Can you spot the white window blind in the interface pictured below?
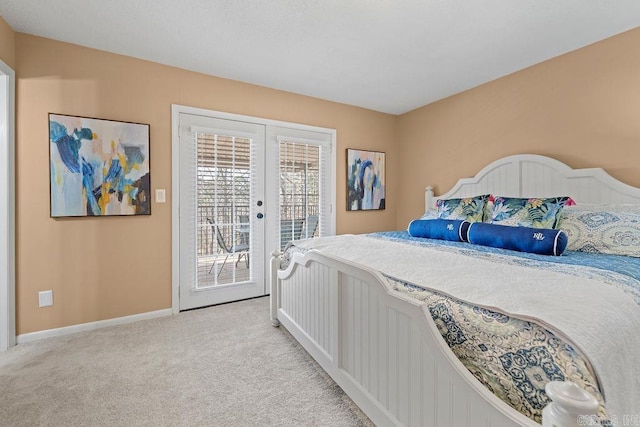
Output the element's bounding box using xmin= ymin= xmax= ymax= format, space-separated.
xmin=179 ymin=113 xmax=264 ymax=297
xmin=276 ymin=133 xmax=332 ymax=250
xmin=196 ymin=133 xmax=253 ymax=287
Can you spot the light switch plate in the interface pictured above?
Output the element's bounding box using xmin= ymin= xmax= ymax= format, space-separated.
xmin=155 ymin=189 xmax=166 ymax=203
xmin=39 ymin=290 xmax=53 ymax=307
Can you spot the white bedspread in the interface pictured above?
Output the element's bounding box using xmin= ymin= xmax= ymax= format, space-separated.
xmin=294 ymin=234 xmax=640 ymax=419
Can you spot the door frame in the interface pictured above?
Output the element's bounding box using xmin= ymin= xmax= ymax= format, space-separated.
xmin=171 ymin=105 xmax=336 ymax=314
xmin=0 ymin=59 xmax=16 ymax=351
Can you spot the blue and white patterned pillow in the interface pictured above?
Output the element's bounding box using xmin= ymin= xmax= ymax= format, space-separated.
xmin=436 ymin=195 xmax=490 ymax=223
xmin=491 ymin=196 xmax=570 ymax=229
xmin=558 ymin=205 xmax=640 ymax=257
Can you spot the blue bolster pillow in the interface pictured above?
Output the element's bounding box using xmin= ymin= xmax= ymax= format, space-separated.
xmin=466 ymin=222 xmax=568 ymax=256
xmin=408 ymin=219 xmax=471 ymax=242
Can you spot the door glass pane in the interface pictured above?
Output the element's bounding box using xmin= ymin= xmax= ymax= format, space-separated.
xmin=279 ymin=141 xmax=320 ymax=250
xmin=197 ymin=133 xmax=251 ymax=287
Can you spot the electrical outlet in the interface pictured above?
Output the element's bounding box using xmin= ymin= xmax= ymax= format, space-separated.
xmin=39 ymin=290 xmax=53 ymax=307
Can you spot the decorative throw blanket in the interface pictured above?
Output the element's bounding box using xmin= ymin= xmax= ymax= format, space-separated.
xmin=389 ymin=279 xmax=605 ymax=424
xmin=282 ymin=233 xmax=640 ymax=423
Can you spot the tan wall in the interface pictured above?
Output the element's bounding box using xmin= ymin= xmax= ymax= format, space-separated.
xmin=15 ymin=34 xmax=397 ymax=334
xmin=15 ymin=25 xmax=640 ymax=334
xmin=396 ymin=27 xmax=640 ymax=228
xmin=0 ymin=16 xmax=15 ymax=68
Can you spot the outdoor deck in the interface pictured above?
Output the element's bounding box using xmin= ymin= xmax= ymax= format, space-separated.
xmin=196 ymin=253 xmax=250 ymax=287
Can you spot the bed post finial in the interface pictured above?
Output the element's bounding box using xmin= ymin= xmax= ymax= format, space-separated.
xmin=425 ymin=186 xmax=434 ymax=212
xmin=542 ymin=381 xmax=598 ymax=427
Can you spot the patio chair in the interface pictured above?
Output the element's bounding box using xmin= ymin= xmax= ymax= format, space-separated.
xmin=207 ymin=218 xmax=250 ymax=277
xmin=299 ymin=214 xmax=319 ymax=240
xmin=237 ymin=214 xmax=250 ymax=245
xmin=280 ymin=218 xmax=304 ymax=251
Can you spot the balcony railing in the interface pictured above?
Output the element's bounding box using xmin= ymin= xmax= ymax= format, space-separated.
xmin=197 ymin=204 xmax=318 ymax=256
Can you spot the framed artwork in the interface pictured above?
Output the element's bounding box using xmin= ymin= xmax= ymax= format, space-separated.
xmin=49 ymin=113 xmax=151 ymax=217
xmin=346 ymin=148 xmax=385 ymax=211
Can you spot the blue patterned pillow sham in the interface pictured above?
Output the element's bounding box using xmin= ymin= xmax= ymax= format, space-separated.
xmin=558 ymin=205 xmax=640 ymax=257
xmin=490 ymin=196 xmax=570 ymax=229
xmin=436 ymin=195 xmax=490 ymax=223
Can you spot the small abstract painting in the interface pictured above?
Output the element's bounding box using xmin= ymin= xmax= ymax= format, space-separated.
xmin=347 ymin=149 xmax=385 ymax=211
xmin=49 ymin=114 xmax=151 ymax=217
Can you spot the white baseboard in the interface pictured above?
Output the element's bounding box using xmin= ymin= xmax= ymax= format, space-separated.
xmin=16 ymin=308 xmax=173 ymax=344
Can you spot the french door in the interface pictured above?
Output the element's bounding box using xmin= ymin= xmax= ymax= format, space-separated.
xmin=174 ymin=107 xmax=335 ymax=311
xmin=178 ymin=114 xmax=266 ymax=310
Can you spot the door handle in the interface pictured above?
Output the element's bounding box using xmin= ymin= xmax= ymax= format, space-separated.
xmin=257 ymin=213 xmax=264 ymax=219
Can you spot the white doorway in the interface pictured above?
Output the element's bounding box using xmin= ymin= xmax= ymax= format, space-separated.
xmin=0 ymin=59 xmax=15 ymax=351
xmin=172 ymin=105 xmax=336 ymax=312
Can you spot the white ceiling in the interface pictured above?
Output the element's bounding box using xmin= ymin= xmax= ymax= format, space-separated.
xmin=1 ymin=1 xmax=639 ymax=114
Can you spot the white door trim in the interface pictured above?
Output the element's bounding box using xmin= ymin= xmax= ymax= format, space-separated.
xmin=0 ymin=59 xmax=16 ymax=351
xmin=171 ymin=104 xmax=336 ymax=313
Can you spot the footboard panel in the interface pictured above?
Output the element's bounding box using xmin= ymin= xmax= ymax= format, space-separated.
xmin=280 ymin=260 xmax=336 ymax=362
xmin=273 ymin=251 xmax=539 ymax=427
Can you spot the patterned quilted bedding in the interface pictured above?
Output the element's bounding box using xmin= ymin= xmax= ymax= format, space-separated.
xmin=388 ymin=278 xmax=606 ymax=424
xmin=281 ymin=232 xmax=640 ymax=425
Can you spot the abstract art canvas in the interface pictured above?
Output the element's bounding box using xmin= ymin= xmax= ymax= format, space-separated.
xmin=49 ymin=114 xmax=151 ymax=217
xmin=346 ymin=149 xmax=385 ymax=211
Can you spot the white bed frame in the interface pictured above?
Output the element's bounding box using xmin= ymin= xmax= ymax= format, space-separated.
xmin=270 ymin=154 xmax=640 ymax=427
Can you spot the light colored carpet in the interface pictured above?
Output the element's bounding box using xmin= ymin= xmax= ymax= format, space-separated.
xmin=0 ymin=297 xmax=372 ymax=426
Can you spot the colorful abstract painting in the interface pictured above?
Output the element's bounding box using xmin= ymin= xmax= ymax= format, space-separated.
xmin=347 ymin=149 xmax=385 ymax=211
xmin=49 ymin=114 xmax=151 ymax=217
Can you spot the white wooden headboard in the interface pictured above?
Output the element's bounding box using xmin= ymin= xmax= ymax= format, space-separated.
xmin=426 ymin=154 xmax=640 ymax=210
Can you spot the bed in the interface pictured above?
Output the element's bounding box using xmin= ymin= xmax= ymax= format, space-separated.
xmin=269 ymin=154 xmax=640 ymax=427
